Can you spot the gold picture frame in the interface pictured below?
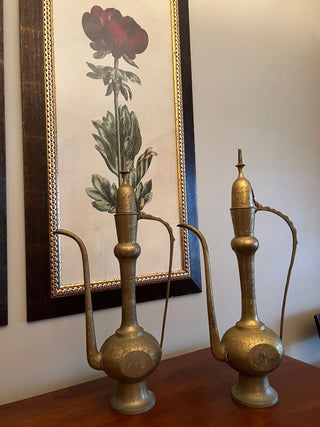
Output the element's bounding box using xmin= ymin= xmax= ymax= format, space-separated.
xmin=20 ymin=0 xmax=200 ymax=321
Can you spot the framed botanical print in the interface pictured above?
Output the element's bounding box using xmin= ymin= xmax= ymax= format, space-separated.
xmin=20 ymin=0 xmax=200 ymax=321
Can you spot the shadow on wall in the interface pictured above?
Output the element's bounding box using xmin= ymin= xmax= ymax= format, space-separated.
xmin=283 ymin=308 xmax=320 ymax=366
xmin=284 ymin=308 xmax=320 ymax=345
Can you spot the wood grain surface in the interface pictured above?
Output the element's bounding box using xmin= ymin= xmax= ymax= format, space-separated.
xmin=1 ymin=348 xmax=319 ymax=426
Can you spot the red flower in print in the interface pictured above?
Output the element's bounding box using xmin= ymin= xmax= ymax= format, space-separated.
xmin=82 ymin=6 xmax=148 ymax=59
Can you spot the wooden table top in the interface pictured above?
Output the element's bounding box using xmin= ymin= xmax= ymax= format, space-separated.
xmin=0 ymin=348 xmax=319 ymax=426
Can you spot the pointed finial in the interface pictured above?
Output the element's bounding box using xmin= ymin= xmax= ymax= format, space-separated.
xmin=236 ymin=148 xmax=245 ymax=175
xmin=120 ymin=156 xmax=129 ymax=184
xmin=232 ymin=149 xmax=254 ymax=208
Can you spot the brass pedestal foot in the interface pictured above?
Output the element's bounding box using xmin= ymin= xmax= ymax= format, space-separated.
xmin=109 ymin=379 xmax=155 ymax=415
xmin=231 ymin=374 xmax=278 ymax=408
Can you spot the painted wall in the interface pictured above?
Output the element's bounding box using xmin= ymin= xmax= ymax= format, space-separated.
xmin=1 ymin=0 xmax=320 ymax=405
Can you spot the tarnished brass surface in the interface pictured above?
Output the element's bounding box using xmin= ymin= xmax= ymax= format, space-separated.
xmin=55 ymin=169 xmax=174 ymax=415
xmin=179 ymin=149 xmax=297 ymax=408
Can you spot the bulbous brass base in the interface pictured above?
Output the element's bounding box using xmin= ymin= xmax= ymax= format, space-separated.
xmin=109 ymin=379 xmax=155 ymax=415
xmin=231 ymin=373 xmax=278 ymax=408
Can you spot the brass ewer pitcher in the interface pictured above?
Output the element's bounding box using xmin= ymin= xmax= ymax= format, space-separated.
xmin=179 ymin=149 xmax=297 ymax=408
xmin=55 ymin=167 xmax=173 ymax=415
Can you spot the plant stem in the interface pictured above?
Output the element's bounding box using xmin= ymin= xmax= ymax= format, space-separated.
xmin=114 ymin=57 xmax=121 ymax=187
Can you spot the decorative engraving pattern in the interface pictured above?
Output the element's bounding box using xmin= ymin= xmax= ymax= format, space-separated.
xmin=249 ymin=344 xmax=281 ymax=373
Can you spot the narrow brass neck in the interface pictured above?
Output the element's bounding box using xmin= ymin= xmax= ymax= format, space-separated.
xmin=231 ymin=150 xmax=261 ymax=327
xmin=114 ymin=170 xmax=141 ymax=334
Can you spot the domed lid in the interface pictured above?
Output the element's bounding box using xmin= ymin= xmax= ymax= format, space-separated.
xmin=116 ymin=164 xmax=137 ymax=214
xmin=231 ymin=149 xmax=254 ymax=209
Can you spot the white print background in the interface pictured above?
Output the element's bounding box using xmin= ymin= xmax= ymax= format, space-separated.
xmin=53 ymin=0 xmax=183 ymax=286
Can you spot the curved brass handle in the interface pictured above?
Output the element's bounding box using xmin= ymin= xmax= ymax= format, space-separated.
xmin=254 ymin=202 xmax=298 ymax=339
xmin=54 ymin=229 xmax=102 ymax=370
xmin=139 ymin=212 xmax=175 ymax=348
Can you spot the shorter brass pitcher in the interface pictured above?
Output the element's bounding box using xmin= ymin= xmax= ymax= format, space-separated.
xmin=179 ymin=150 xmax=297 ymax=408
xmin=55 ymin=168 xmax=174 ymax=415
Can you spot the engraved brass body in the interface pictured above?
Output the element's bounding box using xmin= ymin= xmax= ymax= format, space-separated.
xmin=56 ymin=170 xmax=173 ymax=415
xmin=179 ymin=150 xmax=297 ymax=408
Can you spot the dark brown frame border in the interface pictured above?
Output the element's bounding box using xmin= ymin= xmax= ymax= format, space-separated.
xmin=0 ymin=0 xmax=7 ymax=326
xmin=314 ymin=314 xmax=320 ymax=338
xmin=19 ymin=0 xmax=201 ymax=322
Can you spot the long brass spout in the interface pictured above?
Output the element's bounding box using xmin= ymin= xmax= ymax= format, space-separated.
xmin=178 ymin=224 xmax=226 ymax=362
xmin=54 ymin=229 xmax=102 ymax=370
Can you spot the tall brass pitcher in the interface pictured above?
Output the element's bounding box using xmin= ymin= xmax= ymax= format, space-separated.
xmin=179 ymin=150 xmax=297 ymax=408
xmin=55 ymin=168 xmax=173 ymax=415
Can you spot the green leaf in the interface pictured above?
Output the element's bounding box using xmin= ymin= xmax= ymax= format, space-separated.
xmin=105 ymin=82 xmax=113 ymax=96
xmin=86 ymin=62 xmax=103 ymax=73
xmin=102 ymin=66 xmax=114 ymax=73
xmin=127 ymin=167 xmax=137 ymax=189
xmin=124 ymin=71 xmax=141 ymax=84
xmin=86 ymin=63 xmax=113 ymax=85
xmin=89 ymin=106 xmax=149 ymax=183
xmin=86 ymin=174 xmax=117 ymax=213
xmin=121 ymin=82 xmax=132 ymax=100
xmin=143 ymin=179 xmax=152 ymax=195
xmin=135 ymin=147 xmax=158 ymax=185
xmin=103 ymin=74 xmax=111 ymax=86
xmin=129 ymin=112 xmax=142 ymax=157
xmin=109 ymin=68 xmax=117 ymax=81
xmin=136 ymin=157 xmax=152 ymax=185
xmin=120 ymin=85 xmax=128 ymax=101
xmin=144 ymin=192 xmax=153 ymax=204
xmin=93 ymin=50 xmax=107 ymax=59
xmin=92 ymin=199 xmax=115 ymax=212
xmin=122 ymin=54 xmax=139 ymax=68
xmin=118 ymin=105 xmax=142 ymax=165
xmin=116 ymin=69 xmax=127 ymax=82
xmin=86 ymin=72 xmax=103 ymax=80
xmin=94 ymin=140 xmax=117 ymax=175
xmin=135 ymin=180 xmax=153 ymax=211
xmin=113 ymin=68 xmax=120 ymax=82
xmin=92 ymin=113 xmax=118 ymax=176
xmin=116 ymin=69 xmax=140 ymax=85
